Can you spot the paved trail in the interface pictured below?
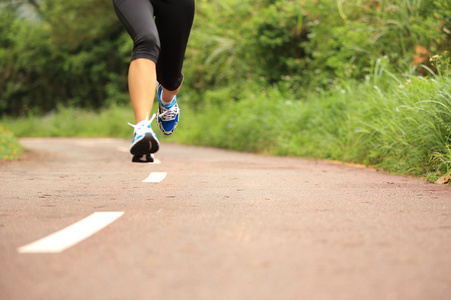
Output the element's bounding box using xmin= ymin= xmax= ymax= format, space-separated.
xmin=1 ymin=138 xmax=450 ymax=300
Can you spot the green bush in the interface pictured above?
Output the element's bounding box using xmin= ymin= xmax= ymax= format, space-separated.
xmin=3 ymin=55 xmax=449 ymax=179
xmin=183 ymin=0 xmax=450 ymax=102
xmin=0 ymin=124 xmax=23 ymax=160
xmin=1 ymin=0 xmax=450 ymax=114
xmin=0 ymin=0 xmax=128 ymax=116
xmin=175 ymin=55 xmax=451 ymax=180
xmin=299 ymin=0 xmax=450 ymax=88
xmin=240 ymin=1 xmax=307 ymax=83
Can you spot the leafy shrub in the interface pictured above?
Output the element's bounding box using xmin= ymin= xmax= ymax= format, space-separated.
xmin=1 ymin=0 xmax=450 ymax=115
xmin=0 ymin=0 xmax=127 ymax=116
xmin=0 ymin=125 xmax=23 ymax=160
xmin=240 ymin=1 xmax=307 ymax=83
xmin=185 ymin=0 xmax=451 ymax=101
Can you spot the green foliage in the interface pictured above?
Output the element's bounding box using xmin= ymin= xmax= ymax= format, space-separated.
xmin=0 ymin=124 xmax=23 ymax=160
xmin=240 ymin=1 xmax=306 ymax=83
xmin=174 ymin=55 xmax=451 ymax=180
xmin=0 ymin=0 xmax=128 ymax=116
xmin=1 ymin=0 xmax=451 ymax=179
xmin=2 ymin=0 xmax=450 ymax=114
xmin=296 ymin=0 xmax=449 ymax=89
xmin=1 ymin=104 xmax=135 ymax=138
xmin=3 ymin=58 xmax=450 ymax=179
xmin=182 ymin=0 xmax=247 ymax=100
xmin=37 ymin=0 xmax=118 ymax=51
xmin=179 ymin=0 xmax=451 ymax=104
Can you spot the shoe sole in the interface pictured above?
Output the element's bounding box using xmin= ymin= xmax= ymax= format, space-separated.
xmin=132 ymin=153 xmax=154 ymax=163
xmin=158 ymin=120 xmax=178 ymax=135
xmin=130 ymin=133 xmax=159 ymax=156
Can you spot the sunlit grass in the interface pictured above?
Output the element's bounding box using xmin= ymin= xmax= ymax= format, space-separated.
xmin=2 ymin=59 xmax=450 ymax=181
xmin=1 ymin=104 xmax=135 ymax=139
xmin=0 ymin=125 xmax=24 ymax=160
xmin=173 ymin=62 xmax=451 ymax=181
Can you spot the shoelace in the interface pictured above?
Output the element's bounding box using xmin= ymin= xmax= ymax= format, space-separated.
xmin=159 ymin=102 xmax=179 ymax=122
xmin=128 ymin=113 xmax=156 ymax=129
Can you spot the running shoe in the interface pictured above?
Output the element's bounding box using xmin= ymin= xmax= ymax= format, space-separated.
xmin=128 ymin=114 xmax=159 ymax=161
xmin=157 ymin=85 xmax=180 ymax=135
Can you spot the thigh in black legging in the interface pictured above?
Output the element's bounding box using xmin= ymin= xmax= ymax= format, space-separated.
xmin=113 ymin=0 xmax=160 ymax=63
xmin=153 ymin=0 xmax=195 ymax=91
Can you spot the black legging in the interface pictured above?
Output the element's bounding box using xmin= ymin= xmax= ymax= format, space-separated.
xmin=113 ymin=0 xmax=195 ymax=91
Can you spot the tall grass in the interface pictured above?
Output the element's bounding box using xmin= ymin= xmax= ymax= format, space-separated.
xmin=173 ymin=58 xmax=451 ymax=180
xmin=1 ymin=57 xmax=450 ymax=181
xmin=0 ymin=125 xmax=23 ymax=160
xmin=1 ymin=104 xmax=134 ymax=138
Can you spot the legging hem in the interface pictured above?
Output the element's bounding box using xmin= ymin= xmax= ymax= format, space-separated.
xmin=131 ymin=53 xmax=159 ymax=64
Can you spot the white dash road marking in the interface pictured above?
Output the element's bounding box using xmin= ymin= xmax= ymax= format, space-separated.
xmin=18 ymin=212 xmax=124 ymax=254
xmin=142 ymin=172 xmax=167 ymax=183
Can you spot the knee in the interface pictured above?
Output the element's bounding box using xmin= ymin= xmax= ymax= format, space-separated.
xmin=133 ymin=31 xmax=160 ymax=62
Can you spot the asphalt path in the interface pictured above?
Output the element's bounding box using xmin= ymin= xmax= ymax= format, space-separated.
xmin=1 ymin=138 xmax=450 ymax=300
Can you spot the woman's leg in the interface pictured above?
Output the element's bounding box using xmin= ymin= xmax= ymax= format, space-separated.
xmin=128 ymin=59 xmax=156 ymax=124
xmin=149 ymin=0 xmax=195 ymax=135
xmin=113 ymin=0 xmax=162 ymax=159
xmin=113 ymin=0 xmax=160 ymax=124
xmin=154 ymin=0 xmax=195 ymax=95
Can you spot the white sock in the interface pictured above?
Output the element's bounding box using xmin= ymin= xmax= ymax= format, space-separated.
xmin=160 ymin=91 xmax=175 ymax=106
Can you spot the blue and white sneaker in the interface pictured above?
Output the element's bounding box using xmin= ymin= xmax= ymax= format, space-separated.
xmin=157 ymin=85 xmax=180 ymax=135
xmin=128 ymin=114 xmax=159 ymax=162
